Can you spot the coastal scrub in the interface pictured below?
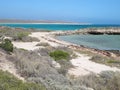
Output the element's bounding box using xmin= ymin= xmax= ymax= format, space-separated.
xmin=15 ymin=32 xmax=30 ymax=40
xmin=0 ymin=39 xmax=13 ymax=52
xmin=0 ymin=70 xmax=46 ymax=90
xmin=49 ymin=50 xmax=69 ymax=61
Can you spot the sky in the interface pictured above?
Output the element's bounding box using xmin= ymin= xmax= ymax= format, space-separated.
xmin=0 ymin=0 xmax=120 ymax=24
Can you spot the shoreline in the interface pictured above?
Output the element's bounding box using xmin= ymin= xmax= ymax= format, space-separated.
xmin=56 ymin=34 xmax=120 ymax=58
xmin=1 ymin=26 xmax=120 ymax=57
xmin=29 ymin=31 xmax=120 ymax=77
xmin=1 ymin=25 xmax=120 ymax=79
xmin=29 ymin=31 xmax=118 ymax=58
xmin=46 ymin=31 xmax=120 ymax=58
xmin=0 ymin=23 xmax=92 ymax=25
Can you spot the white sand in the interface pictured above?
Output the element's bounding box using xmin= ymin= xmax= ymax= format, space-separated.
xmin=12 ymin=32 xmax=120 ymax=77
xmin=68 ymin=52 xmax=120 ymax=77
xmin=12 ymin=42 xmax=41 ymax=50
xmin=12 ymin=32 xmax=59 ymax=51
xmin=29 ymin=32 xmax=61 ymax=47
xmin=30 ymin=32 xmax=120 ymax=77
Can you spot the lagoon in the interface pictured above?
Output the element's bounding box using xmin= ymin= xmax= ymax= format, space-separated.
xmin=57 ymin=35 xmax=120 ymax=50
xmin=1 ymin=23 xmax=120 ymax=50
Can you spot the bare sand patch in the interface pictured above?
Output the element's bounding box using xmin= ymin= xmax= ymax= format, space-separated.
xmin=68 ymin=52 xmax=120 ymax=77
xmin=12 ymin=42 xmax=40 ymax=50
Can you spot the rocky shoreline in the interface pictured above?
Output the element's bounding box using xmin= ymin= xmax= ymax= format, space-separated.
xmin=53 ymin=27 xmax=120 ymax=35
xmin=0 ymin=26 xmax=120 ymax=58
xmin=48 ymin=30 xmax=120 ymax=59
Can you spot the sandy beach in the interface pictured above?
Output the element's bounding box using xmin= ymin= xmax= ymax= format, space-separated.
xmin=12 ymin=31 xmax=120 ymax=77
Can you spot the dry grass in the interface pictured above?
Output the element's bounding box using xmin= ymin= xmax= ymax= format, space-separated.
xmin=5 ymin=47 xmax=120 ymax=90
xmin=0 ymin=26 xmax=40 ymax=42
xmin=90 ymin=55 xmax=120 ymax=68
xmin=0 ymin=70 xmax=46 ymax=90
xmin=0 ymin=27 xmax=31 ymax=37
xmin=36 ymin=42 xmax=50 ymax=47
xmin=72 ymin=71 xmax=120 ymax=90
xmin=6 ymin=48 xmax=89 ymax=90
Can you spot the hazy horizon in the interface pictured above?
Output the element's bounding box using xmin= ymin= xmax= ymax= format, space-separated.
xmin=0 ymin=0 xmax=120 ymax=24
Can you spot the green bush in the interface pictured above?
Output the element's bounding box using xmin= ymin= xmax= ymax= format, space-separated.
xmin=0 ymin=70 xmax=46 ymax=90
xmin=16 ymin=32 xmax=30 ymax=40
xmin=0 ymin=39 xmax=13 ymax=52
xmin=49 ymin=50 xmax=69 ymax=61
xmin=12 ymin=49 xmax=75 ymax=90
xmin=107 ymin=60 xmax=120 ymax=63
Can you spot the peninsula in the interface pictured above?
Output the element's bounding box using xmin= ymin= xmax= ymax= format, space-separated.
xmin=0 ymin=26 xmax=120 ymax=90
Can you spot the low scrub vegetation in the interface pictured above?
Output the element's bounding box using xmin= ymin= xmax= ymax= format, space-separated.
xmin=0 ymin=27 xmax=31 ymax=38
xmin=90 ymin=55 xmax=120 ymax=68
xmin=6 ymin=48 xmax=88 ymax=90
xmin=107 ymin=60 xmax=120 ymax=63
xmin=0 ymin=39 xmax=13 ymax=52
xmin=4 ymin=43 xmax=120 ymax=90
xmin=16 ymin=32 xmax=29 ymax=40
xmin=36 ymin=42 xmax=50 ymax=47
xmin=72 ymin=71 xmax=120 ymax=90
xmin=14 ymin=35 xmax=40 ymax=42
xmin=9 ymin=49 xmax=71 ymax=90
xmin=49 ymin=50 xmax=70 ymax=61
xmin=1 ymin=27 xmax=120 ymax=90
xmin=0 ymin=27 xmax=40 ymax=42
xmin=0 ymin=70 xmax=46 ymax=90
xmin=57 ymin=60 xmax=73 ymax=76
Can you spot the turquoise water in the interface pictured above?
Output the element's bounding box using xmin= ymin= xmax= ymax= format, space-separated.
xmin=0 ymin=24 xmax=120 ymax=30
xmin=1 ymin=23 xmax=120 ymax=50
xmin=57 ymin=35 xmax=120 ymax=50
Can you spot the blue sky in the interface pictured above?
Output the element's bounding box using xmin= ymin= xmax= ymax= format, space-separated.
xmin=0 ymin=0 xmax=120 ymax=24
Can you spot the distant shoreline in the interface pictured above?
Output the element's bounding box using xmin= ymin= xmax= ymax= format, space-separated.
xmin=0 ymin=23 xmax=92 ymax=25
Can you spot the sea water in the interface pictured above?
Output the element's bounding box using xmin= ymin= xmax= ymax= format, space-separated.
xmin=57 ymin=35 xmax=120 ymax=50
xmin=0 ymin=24 xmax=120 ymax=30
xmin=0 ymin=23 xmax=120 ymax=50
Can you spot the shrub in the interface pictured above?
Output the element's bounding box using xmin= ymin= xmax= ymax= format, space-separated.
xmin=0 ymin=70 xmax=46 ymax=90
xmin=90 ymin=55 xmax=102 ymax=61
xmin=14 ymin=32 xmax=30 ymax=40
xmin=72 ymin=71 xmax=120 ymax=90
xmin=49 ymin=50 xmax=69 ymax=61
xmin=57 ymin=60 xmax=73 ymax=76
xmin=107 ymin=60 xmax=120 ymax=63
xmin=11 ymin=49 xmax=75 ymax=90
xmin=18 ymin=32 xmax=29 ymax=39
xmin=20 ymin=36 xmax=40 ymax=42
xmin=0 ymin=27 xmax=31 ymax=39
xmin=36 ymin=42 xmax=50 ymax=47
xmin=0 ymin=39 xmax=13 ymax=52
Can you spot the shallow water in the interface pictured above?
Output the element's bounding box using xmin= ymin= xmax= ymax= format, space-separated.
xmin=1 ymin=24 xmax=120 ymax=50
xmin=57 ymin=35 xmax=120 ymax=50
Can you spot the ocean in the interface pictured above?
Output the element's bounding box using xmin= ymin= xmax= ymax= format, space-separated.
xmin=0 ymin=23 xmax=120 ymax=30
xmin=0 ymin=23 xmax=120 ymax=50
